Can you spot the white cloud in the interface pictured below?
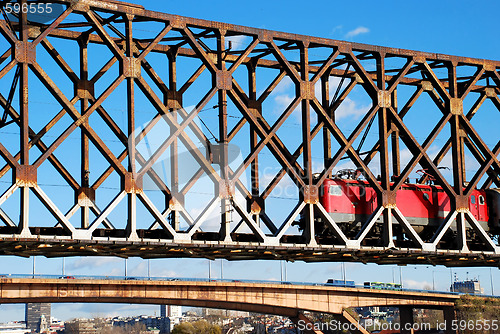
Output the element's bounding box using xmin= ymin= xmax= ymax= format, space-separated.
xmin=274 ymin=93 xmax=294 ymax=109
xmin=273 ymin=92 xmax=301 ymax=122
xmin=68 ymin=257 xmax=121 ymax=271
xmin=404 ymin=279 xmax=432 ymax=290
xmin=314 ymin=77 xmax=370 ymax=121
xmin=331 ymin=25 xmax=343 ymax=36
xmin=274 ymin=77 xmax=293 ymax=94
xmin=259 ymin=165 xmax=298 ymax=199
xmin=335 ymin=97 xmax=370 ymax=120
xmin=273 ymin=76 xmax=370 ymax=123
xmin=345 ymin=26 xmax=370 ymax=39
xmin=129 ymin=261 xmax=147 ymax=277
xmin=270 ymin=77 xmax=295 ymax=111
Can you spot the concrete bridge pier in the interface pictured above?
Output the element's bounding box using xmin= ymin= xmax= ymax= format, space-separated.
xmin=399 ymin=306 xmax=414 ymax=334
xmin=443 ymin=306 xmax=457 ymax=334
xmin=399 ymin=306 xmax=457 ymax=334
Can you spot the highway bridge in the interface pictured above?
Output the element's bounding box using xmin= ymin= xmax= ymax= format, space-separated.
xmin=0 ymin=276 xmax=466 ymax=334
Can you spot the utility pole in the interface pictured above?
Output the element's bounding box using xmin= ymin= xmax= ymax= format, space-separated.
xmin=342 ymin=262 xmax=346 ymax=285
xmin=280 ymin=261 xmax=283 ymax=282
xmin=450 ymin=269 xmax=454 ymax=292
xmin=399 ymin=266 xmax=403 ymax=289
xmin=284 ymin=261 xmax=287 ymax=281
xmin=148 ymin=259 xmax=151 ymax=279
xmin=490 ymin=268 xmax=495 ymax=295
xmin=220 ymin=259 xmax=223 ymax=280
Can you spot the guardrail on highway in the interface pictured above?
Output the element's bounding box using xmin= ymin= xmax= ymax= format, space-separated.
xmin=0 ymin=273 xmax=497 ymax=299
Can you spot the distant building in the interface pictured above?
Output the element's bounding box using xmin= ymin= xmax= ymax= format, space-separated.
xmin=113 ymin=315 xmax=169 ymax=333
xmin=160 ymin=306 xmax=182 ymax=319
xmin=450 ymin=279 xmax=484 ymax=294
xmin=0 ymin=322 xmax=29 ymax=334
xmin=48 ymin=318 xmax=64 ymax=333
xmin=159 ymin=305 xmax=182 ymax=333
xmin=25 ymin=303 xmax=51 ymax=333
xmin=64 ymin=319 xmax=98 ymax=334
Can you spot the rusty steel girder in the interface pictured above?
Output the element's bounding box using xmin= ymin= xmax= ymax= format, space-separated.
xmin=0 ymin=0 xmax=499 ymax=267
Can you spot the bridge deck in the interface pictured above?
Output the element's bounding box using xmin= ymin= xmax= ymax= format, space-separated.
xmin=0 ymin=236 xmax=497 ymax=267
xmin=0 ymin=278 xmax=460 ymax=316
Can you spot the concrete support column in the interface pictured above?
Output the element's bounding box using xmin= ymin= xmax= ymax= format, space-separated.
xmin=400 ymin=306 xmax=414 ymax=334
xmin=443 ymin=307 xmax=457 ymax=334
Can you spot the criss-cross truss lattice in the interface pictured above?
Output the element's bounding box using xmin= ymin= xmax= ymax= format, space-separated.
xmin=0 ymin=0 xmax=499 ymax=266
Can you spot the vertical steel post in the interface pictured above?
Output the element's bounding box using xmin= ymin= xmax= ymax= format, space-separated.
xmin=79 ymin=38 xmax=90 ymax=229
xmin=321 ymin=71 xmax=331 ymax=171
xmin=300 ymin=42 xmax=316 ymax=245
xmin=248 ymin=62 xmax=260 ymax=225
xmin=125 ymin=15 xmax=138 ymax=240
xmin=391 ymin=89 xmax=401 ymax=177
xmin=300 ymin=43 xmax=312 ymax=187
xmin=167 ymin=50 xmax=180 ymax=231
xmin=448 ymin=62 xmax=468 ymax=252
xmin=216 ymin=30 xmax=231 ymax=241
xmin=18 ymin=0 xmax=30 ymax=236
xmin=377 ymin=53 xmax=394 ymax=247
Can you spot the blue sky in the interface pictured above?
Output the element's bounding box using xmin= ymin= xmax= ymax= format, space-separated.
xmin=0 ymin=0 xmax=500 ymax=322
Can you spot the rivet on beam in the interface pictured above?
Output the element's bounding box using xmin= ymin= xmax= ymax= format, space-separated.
xmin=121 ymin=57 xmax=141 ymax=78
xmin=216 ymin=70 xmax=232 ymax=90
xmin=448 ymin=98 xmax=463 ymax=115
xmin=16 ymin=165 xmax=37 ymax=187
xmin=14 ymin=42 xmax=36 ymax=64
xmin=377 ymin=90 xmax=392 ymax=108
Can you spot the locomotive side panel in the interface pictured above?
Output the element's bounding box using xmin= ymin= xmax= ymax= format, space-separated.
xmin=393 ymin=185 xmax=451 ymax=226
xmin=436 ymin=190 xmax=451 ymax=221
xmin=322 ymin=180 xmax=378 ymax=223
xmin=486 ymin=189 xmax=500 ymax=233
xmin=396 ymin=185 xmax=435 ymax=223
xmin=469 ymin=190 xmax=489 ymax=223
xmin=321 ymin=180 xmax=492 ymax=231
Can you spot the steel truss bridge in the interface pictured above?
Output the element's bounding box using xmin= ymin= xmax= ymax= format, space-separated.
xmin=0 ymin=0 xmax=498 ymax=266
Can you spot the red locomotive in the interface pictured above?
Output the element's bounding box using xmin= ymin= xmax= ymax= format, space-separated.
xmin=299 ymin=171 xmax=500 ymax=247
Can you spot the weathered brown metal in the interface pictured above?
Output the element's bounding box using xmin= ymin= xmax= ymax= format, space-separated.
xmin=0 ymin=0 xmax=498 ymax=266
xmin=0 ymin=277 xmax=460 ymax=317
